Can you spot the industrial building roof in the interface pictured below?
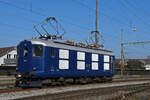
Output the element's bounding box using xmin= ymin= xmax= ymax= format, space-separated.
xmin=0 ymin=46 xmax=16 ymax=57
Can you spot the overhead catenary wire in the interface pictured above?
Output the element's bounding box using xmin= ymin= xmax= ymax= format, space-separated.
xmin=0 ymin=0 xmax=129 ymax=40
xmin=73 ymin=0 xmax=150 ymax=40
xmin=1 ymin=1 xmax=148 ymax=41
xmin=72 ymin=0 xmax=129 ymax=26
xmin=118 ymin=0 xmax=150 ymax=30
xmin=0 ymin=40 xmax=18 ymax=45
xmin=0 ymin=21 xmax=32 ymax=31
xmin=2 ymin=0 xmax=149 ymax=36
xmin=0 ymin=0 xmax=92 ymax=33
xmin=72 ymin=0 xmax=123 ymax=41
xmin=0 ymin=0 xmax=130 ymax=42
xmin=0 ymin=11 xmax=39 ymax=24
xmin=0 ymin=1 xmax=131 ymax=33
xmin=4 ymin=0 xmax=46 ymax=13
xmin=58 ymin=18 xmax=90 ymax=31
xmin=117 ymin=0 xmax=150 ymax=40
xmin=124 ymin=45 xmax=150 ymax=59
xmin=120 ymin=0 xmax=150 ymax=30
xmin=0 ymin=21 xmax=32 ymax=45
xmin=0 ymin=0 xmax=46 ymax=17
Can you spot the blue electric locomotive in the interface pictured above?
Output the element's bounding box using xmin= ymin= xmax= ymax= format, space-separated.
xmin=16 ymin=38 xmax=115 ymax=87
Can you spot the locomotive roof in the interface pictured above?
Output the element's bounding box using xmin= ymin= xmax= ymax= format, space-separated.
xmin=27 ymin=39 xmax=114 ymax=56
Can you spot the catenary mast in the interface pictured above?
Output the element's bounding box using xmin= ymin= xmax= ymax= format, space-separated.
xmin=95 ymin=0 xmax=99 ymax=45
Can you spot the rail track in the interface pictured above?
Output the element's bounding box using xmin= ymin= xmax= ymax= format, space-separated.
xmin=0 ymin=78 xmax=150 ymax=93
xmin=0 ymin=78 xmax=150 ymax=100
xmin=110 ymin=83 xmax=150 ymax=100
xmin=18 ymin=81 xmax=150 ymax=100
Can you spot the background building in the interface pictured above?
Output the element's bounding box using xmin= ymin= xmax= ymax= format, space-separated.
xmin=0 ymin=46 xmax=17 ymax=66
xmin=115 ymin=58 xmax=150 ymax=75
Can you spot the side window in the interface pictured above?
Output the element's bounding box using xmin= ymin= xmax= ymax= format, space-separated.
xmin=51 ymin=48 xmax=55 ymax=58
xmin=33 ymin=45 xmax=43 ymax=57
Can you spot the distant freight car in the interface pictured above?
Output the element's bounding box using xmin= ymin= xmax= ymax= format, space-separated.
xmin=15 ymin=39 xmax=115 ymax=87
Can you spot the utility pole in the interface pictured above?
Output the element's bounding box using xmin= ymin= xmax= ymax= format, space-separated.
xmin=121 ymin=29 xmax=125 ymax=76
xmin=89 ymin=0 xmax=104 ymax=47
xmin=95 ymin=0 xmax=99 ymax=45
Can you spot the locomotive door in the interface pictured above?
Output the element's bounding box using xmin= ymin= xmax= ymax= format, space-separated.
xmin=50 ymin=47 xmax=55 ymax=71
xmin=32 ymin=45 xmax=44 ymax=72
xmin=20 ymin=41 xmax=32 ymax=72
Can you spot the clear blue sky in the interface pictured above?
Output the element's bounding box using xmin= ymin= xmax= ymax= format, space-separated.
xmin=0 ymin=0 xmax=150 ymax=58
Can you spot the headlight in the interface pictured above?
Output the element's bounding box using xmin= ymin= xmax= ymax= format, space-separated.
xmin=16 ymin=74 xmax=21 ymax=78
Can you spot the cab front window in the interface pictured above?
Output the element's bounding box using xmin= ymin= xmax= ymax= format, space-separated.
xmin=33 ymin=45 xmax=43 ymax=57
xmin=24 ymin=45 xmax=28 ymax=57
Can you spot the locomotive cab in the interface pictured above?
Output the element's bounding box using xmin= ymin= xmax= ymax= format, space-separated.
xmin=16 ymin=40 xmax=44 ymax=87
